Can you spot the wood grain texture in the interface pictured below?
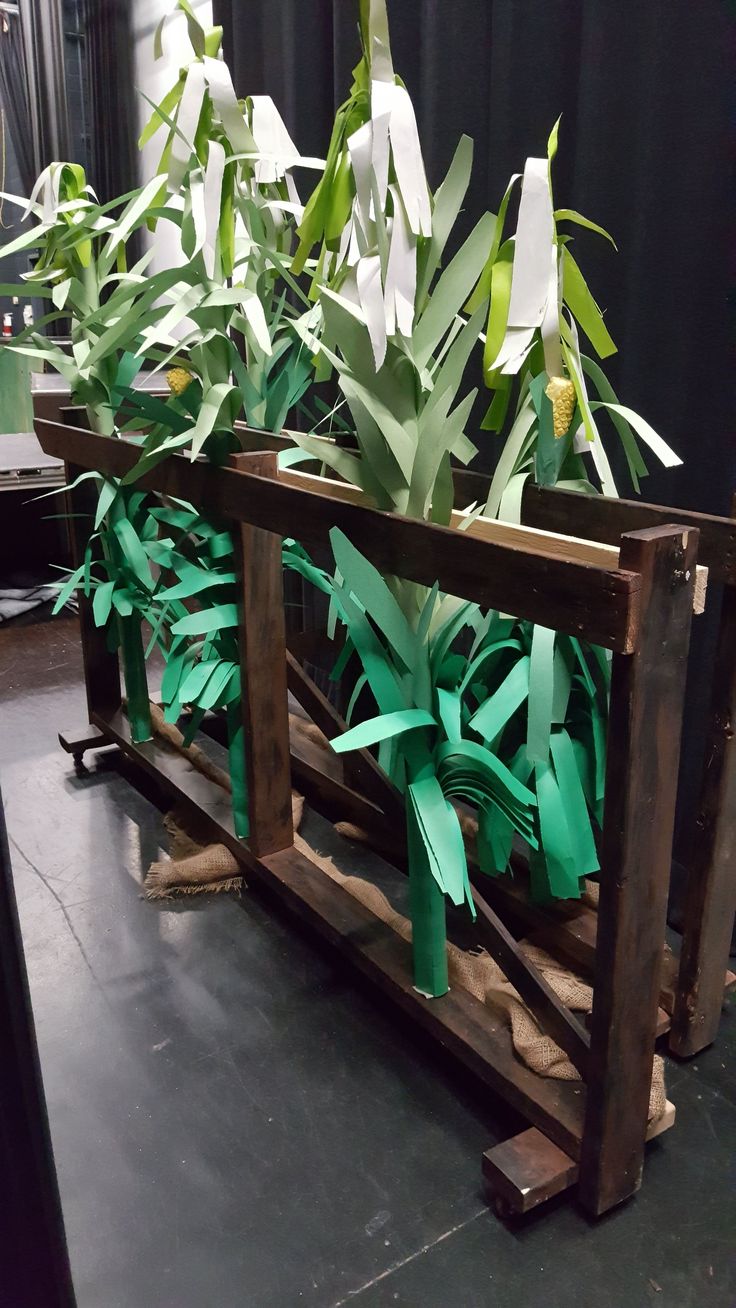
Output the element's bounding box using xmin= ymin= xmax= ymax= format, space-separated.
xmin=522 ymin=481 xmax=736 ymax=584
xmin=579 ymin=525 xmax=699 ymax=1216
xmin=229 ymin=452 xmax=293 ymax=857
xmin=482 ymin=1128 xmax=579 ymax=1215
xmin=279 ymin=466 xmax=706 ymax=614
xmin=35 ymin=423 xmax=641 ymax=653
xmin=672 ymin=576 xmax=736 ymax=1054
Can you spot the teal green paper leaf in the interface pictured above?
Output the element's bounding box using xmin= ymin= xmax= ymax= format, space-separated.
xmin=330 ymin=708 xmax=435 ymax=754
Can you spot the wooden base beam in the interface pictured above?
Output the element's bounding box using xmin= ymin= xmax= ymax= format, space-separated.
xmin=483 ymin=1104 xmax=676 ymax=1220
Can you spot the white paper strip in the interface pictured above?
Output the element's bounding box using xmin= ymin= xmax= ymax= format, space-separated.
xmin=250 ymin=95 xmax=300 ymax=184
xmin=370 ymin=79 xmax=393 ymax=211
xmin=202 ymin=57 xmax=255 ymax=156
xmin=384 ymin=185 xmax=416 ymax=338
xmin=168 ymin=62 xmax=206 ymax=192
xmin=368 ymin=0 xmax=394 ymax=82
xmin=347 ymin=121 xmax=375 ymax=242
xmin=202 ymin=140 xmax=226 ymax=279
xmin=387 ymin=84 xmax=432 ymax=238
xmin=357 ymin=254 xmax=387 ymax=368
xmin=507 ymin=157 xmax=554 ymax=329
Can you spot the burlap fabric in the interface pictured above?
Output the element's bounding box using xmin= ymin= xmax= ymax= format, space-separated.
xmin=142 ymin=703 xmax=665 ymax=1121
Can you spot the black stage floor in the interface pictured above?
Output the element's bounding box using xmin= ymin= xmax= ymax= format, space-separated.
xmin=1 ymin=614 xmax=734 ymax=1307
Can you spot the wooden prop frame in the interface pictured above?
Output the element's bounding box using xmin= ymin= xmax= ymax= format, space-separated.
xmin=38 ymin=419 xmax=697 ymax=1218
xmin=233 ymin=424 xmax=736 ymax=1060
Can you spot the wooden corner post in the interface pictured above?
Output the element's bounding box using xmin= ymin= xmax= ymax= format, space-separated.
xmin=672 ymin=491 xmax=736 ymax=1055
xmin=229 ymin=452 xmax=293 ymax=857
xmin=65 ymin=461 xmax=121 ymax=723
xmin=579 ymin=524 xmax=698 ymax=1216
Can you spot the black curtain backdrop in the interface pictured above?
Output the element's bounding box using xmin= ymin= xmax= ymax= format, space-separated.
xmin=0 ymin=9 xmax=35 ymax=195
xmin=217 ymin=0 xmax=732 ymax=866
xmin=85 ymin=0 xmax=139 ymax=208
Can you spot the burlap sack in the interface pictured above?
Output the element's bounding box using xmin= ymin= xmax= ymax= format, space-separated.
xmin=142 ymin=704 xmax=665 ymax=1121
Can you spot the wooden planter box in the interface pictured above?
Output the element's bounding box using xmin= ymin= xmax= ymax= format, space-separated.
xmin=37 ymin=418 xmax=702 ymax=1218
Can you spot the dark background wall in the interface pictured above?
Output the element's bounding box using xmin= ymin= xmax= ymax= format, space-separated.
xmin=214 ymin=0 xmax=733 ymax=867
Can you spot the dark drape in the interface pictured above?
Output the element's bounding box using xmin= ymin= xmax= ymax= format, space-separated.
xmin=213 ymin=0 xmax=732 ymax=860
xmin=215 ymin=0 xmax=731 ymax=512
xmin=0 ymin=8 xmax=35 ymax=194
xmin=18 ymin=0 xmax=71 ymax=170
xmin=84 ymin=0 xmax=140 ymax=206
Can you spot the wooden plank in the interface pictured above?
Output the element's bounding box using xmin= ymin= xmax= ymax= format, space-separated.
xmin=482 ymin=1098 xmax=676 ymax=1218
xmin=579 ymin=525 xmax=698 ymax=1216
xmin=522 ymin=481 xmax=736 ymax=585
xmin=672 ymin=575 xmax=736 ymax=1054
xmin=482 ymin=1128 xmax=579 ymax=1216
xmin=65 ymin=461 xmax=122 ymax=722
xmin=230 ymin=452 xmax=293 ymax=857
xmin=35 ymin=422 xmax=642 ymax=653
xmin=279 ymin=466 xmax=706 ymax=614
xmin=89 ymin=705 xmax=588 ymax=1159
xmin=471 ymin=887 xmax=590 ymax=1077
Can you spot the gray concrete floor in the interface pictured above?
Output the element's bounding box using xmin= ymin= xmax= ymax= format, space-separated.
xmin=1 ymin=613 xmax=734 ymax=1307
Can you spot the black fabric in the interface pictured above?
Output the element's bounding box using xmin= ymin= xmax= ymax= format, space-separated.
xmin=0 ymin=9 xmax=35 ymax=195
xmin=84 ymin=0 xmax=140 ymax=208
xmin=18 ymin=0 xmax=71 ymax=171
xmin=214 ymin=0 xmax=732 ymax=859
xmin=215 ymin=0 xmax=732 ymax=510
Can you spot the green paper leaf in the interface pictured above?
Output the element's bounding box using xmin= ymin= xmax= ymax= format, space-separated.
xmin=171 ymin=603 xmax=239 ymax=635
xmin=331 ymin=707 xmax=435 ymax=753
xmin=562 ymin=247 xmax=617 ymax=359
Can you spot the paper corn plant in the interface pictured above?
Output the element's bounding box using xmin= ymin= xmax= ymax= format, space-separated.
xmin=324 ymin=528 xmax=537 ymax=997
xmin=474 ymin=121 xmax=682 ymax=516
xmin=117 ymin=0 xmax=322 ymax=476
xmin=143 ymin=502 xmax=250 ymax=836
xmin=0 ymin=162 xmax=195 ymax=742
xmin=452 ymin=124 xmax=686 ymax=899
xmin=47 ymin=472 xmax=162 ymax=742
xmin=292 ymin=0 xmax=491 ymax=523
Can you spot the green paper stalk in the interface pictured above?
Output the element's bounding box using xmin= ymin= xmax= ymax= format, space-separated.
xmin=407 ymin=803 xmax=449 ymax=998
xmin=118 ymin=614 xmax=152 ymax=743
xmin=226 ymin=697 xmax=250 ymax=839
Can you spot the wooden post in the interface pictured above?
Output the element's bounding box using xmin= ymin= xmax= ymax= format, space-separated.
xmin=672 ymin=495 xmax=736 ymax=1055
xmin=65 ymin=461 xmax=121 ymax=722
xmin=579 ymin=525 xmax=698 ymax=1216
xmin=229 ymin=452 xmax=293 ymax=857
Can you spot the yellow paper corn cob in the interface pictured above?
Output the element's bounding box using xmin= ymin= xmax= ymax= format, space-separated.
xmin=166 ymin=366 xmax=193 ymax=396
xmin=544 ymin=376 xmax=576 ymax=438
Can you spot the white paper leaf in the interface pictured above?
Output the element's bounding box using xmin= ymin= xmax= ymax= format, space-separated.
xmin=356 ymin=254 xmax=387 ymax=368
xmin=507 ymin=157 xmax=555 ymax=329
xmin=386 ymin=84 xmax=432 ymax=238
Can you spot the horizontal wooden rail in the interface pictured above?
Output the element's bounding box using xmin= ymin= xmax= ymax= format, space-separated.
xmin=36 ymin=421 xmax=642 ymax=653
xmin=235 ymin=423 xmax=733 ymax=585
xmin=522 ymin=484 xmax=736 ymax=585
xmin=279 ymin=467 xmax=707 ymax=614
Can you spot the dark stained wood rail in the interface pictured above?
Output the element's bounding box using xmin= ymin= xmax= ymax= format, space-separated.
xmin=521 ymin=482 xmax=736 ymax=584
xmin=36 ymin=421 xmax=641 ymax=653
